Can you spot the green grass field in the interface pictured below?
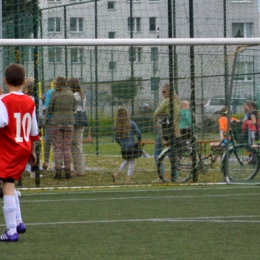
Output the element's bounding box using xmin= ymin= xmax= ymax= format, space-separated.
xmin=1 ymin=185 xmax=260 ymax=259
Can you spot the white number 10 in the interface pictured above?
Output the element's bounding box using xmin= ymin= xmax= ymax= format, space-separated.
xmin=14 ymin=113 xmax=32 ymax=142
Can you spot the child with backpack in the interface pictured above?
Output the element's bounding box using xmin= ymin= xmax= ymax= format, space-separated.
xmin=113 ymin=107 xmax=142 ymax=184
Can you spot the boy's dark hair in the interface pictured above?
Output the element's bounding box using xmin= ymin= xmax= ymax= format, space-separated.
xmin=214 ymin=106 xmax=228 ymax=115
xmin=5 ymin=63 xmax=25 ymax=87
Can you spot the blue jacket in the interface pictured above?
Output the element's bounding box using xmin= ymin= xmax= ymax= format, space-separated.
xmin=43 ymin=89 xmax=55 ymax=119
xmin=115 ymin=120 xmax=142 ymax=149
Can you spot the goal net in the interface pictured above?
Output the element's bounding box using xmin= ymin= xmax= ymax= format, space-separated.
xmin=2 ymin=38 xmax=260 ymax=187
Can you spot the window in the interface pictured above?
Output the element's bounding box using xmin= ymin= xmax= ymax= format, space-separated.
xmin=109 ymin=61 xmax=116 ymax=70
xmin=48 ymin=17 xmax=61 ymax=32
xmin=128 ymin=47 xmax=142 ymax=62
xmin=235 ymin=62 xmax=253 ymax=81
xmin=151 ymin=47 xmax=158 ymax=61
xmin=70 ymin=18 xmax=83 ymax=32
xmin=149 ymin=17 xmax=157 ymax=32
xmin=230 ymin=0 xmax=251 ymax=2
xmin=128 ymin=17 xmax=141 ymax=32
xmin=48 ymin=47 xmax=62 ymax=63
xmin=108 ymin=1 xmax=115 ymax=9
xmin=151 ymin=77 xmax=160 ymax=91
xmin=71 ymin=48 xmax=84 ymax=63
xmin=232 ymin=23 xmax=252 ymax=37
xmin=108 ymin=32 xmax=115 ymax=38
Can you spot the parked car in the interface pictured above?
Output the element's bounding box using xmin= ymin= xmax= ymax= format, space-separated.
xmin=204 ymin=95 xmax=246 ymax=117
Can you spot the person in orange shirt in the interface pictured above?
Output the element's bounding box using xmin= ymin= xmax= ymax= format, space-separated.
xmin=215 ymin=107 xmax=240 ymax=145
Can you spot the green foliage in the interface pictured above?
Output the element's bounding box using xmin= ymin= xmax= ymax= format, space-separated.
xmin=111 ymin=79 xmax=138 ymax=101
xmin=2 ymin=0 xmax=38 ymax=38
xmin=88 ymin=117 xmax=114 ymax=136
xmin=232 ymin=113 xmax=244 ymax=120
xmin=2 ymin=0 xmax=35 ymax=19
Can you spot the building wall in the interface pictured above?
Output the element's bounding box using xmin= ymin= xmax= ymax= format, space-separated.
xmin=36 ymin=0 xmax=260 ymax=113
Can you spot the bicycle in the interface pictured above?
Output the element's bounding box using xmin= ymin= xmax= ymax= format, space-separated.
xmin=157 ymin=121 xmax=260 ymax=182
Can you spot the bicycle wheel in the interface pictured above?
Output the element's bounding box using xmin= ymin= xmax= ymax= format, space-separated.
xmin=178 ymin=155 xmax=193 ymax=182
xmin=222 ymin=144 xmax=260 ymax=181
xmin=157 ymin=147 xmax=192 ymax=182
xmin=157 ymin=146 xmax=170 ymax=179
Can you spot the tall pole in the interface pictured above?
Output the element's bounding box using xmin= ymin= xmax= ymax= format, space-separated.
xmin=111 ymin=50 xmax=114 ymax=142
xmin=64 ymin=6 xmax=68 ymax=79
xmin=168 ymin=0 xmax=178 ymax=181
xmin=14 ymin=0 xmax=19 ymax=63
xmin=33 ymin=0 xmax=40 ymax=186
xmin=90 ymin=50 xmax=93 ymax=120
xmin=189 ymin=0 xmax=197 ymax=182
xmin=173 ymin=0 xmax=178 ymax=94
xmin=95 ymin=0 xmax=99 ymax=155
xmin=130 ymin=0 xmax=134 ymax=116
xmin=40 ymin=10 xmax=45 ymax=88
xmin=223 ymin=0 xmax=228 ymax=106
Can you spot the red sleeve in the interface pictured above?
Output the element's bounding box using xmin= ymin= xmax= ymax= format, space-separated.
xmin=31 ymin=135 xmax=40 ymax=141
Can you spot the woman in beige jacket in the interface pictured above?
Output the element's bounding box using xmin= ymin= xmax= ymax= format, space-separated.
xmin=48 ymin=77 xmax=76 ymax=179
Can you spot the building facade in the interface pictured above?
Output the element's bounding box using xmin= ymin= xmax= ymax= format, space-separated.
xmin=14 ymin=0 xmax=260 ymax=115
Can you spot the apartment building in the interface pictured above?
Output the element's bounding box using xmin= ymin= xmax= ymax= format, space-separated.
xmin=34 ymin=0 xmax=260 ymax=109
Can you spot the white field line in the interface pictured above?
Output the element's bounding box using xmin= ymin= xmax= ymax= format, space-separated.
xmin=0 ymin=193 xmax=258 ymax=204
xmin=1 ymin=215 xmax=260 ymax=228
xmin=17 ymin=183 xmax=260 ymax=196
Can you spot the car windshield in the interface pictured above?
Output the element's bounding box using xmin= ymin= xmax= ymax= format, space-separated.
xmin=210 ymin=99 xmax=226 ymax=106
xmin=210 ymin=98 xmax=245 ymax=106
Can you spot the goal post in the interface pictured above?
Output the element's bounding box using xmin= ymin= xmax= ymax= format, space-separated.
xmin=3 ymin=38 xmax=260 ymax=187
xmin=1 ymin=38 xmax=260 ymax=46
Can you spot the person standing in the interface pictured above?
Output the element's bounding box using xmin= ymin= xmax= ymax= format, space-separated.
xmin=179 ymin=100 xmax=192 ymax=138
xmin=48 ymin=77 xmax=76 ymax=179
xmin=179 ymin=100 xmax=192 ymax=154
xmin=42 ymin=83 xmax=55 ymax=170
xmin=21 ymin=77 xmax=43 ymax=178
xmin=153 ymin=83 xmax=181 ymax=183
xmin=68 ymin=78 xmax=86 ymax=176
xmin=0 ymin=63 xmax=39 ymax=241
xmin=113 ymin=107 xmax=142 ymax=184
xmin=242 ymin=100 xmax=258 ymax=145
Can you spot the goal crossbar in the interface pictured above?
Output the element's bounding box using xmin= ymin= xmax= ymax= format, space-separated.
xmin=1 ymin=38 xmax=260 ymax=46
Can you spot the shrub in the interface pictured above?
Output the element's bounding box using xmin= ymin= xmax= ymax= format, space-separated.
xmin=87 ymin=117 xmax=114 ymax=137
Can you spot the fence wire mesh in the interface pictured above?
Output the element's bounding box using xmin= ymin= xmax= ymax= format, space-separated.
xmin=1 ymin=0 xmax=260 ymax=187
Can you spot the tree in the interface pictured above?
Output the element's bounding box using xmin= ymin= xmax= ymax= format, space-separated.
xmin=2 ymin=0 xmax=37 ymax=39
xmin=111 ymin=79 xmax=138 ymax=103
xmin=2 ymin=1 xmax=39 ymax=65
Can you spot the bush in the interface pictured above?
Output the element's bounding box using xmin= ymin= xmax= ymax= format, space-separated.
xmin=87 ymin=117 xmax=114 ymax=137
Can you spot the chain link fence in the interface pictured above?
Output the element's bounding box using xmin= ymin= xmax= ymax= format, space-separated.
xmin=2 ymin=0 xmax=260 ymax=187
